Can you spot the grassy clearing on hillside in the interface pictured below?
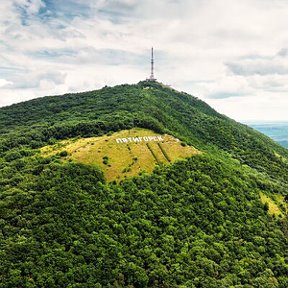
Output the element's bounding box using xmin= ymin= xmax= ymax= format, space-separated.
xmin=260 ymin=192 xmax=285 ymax=218
xmin=41 ymin=128 xmax=200 ymax=181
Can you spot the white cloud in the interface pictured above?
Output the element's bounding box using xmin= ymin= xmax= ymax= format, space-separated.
xmin=0 ymin=79 xmax=13 ymax=88
xmin=1 ymin=0 xmax=288 ymax=120
xmin=14 ymin=0 xmax=45 ymax=15
xmin=226 ymin=52 xmax=288 ymax=76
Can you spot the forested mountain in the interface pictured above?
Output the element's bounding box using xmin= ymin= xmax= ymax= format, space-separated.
xmin=0 ymin=81 xmax=288 ymax=287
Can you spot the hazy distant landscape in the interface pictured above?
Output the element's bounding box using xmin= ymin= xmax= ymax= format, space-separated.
xmin=247 ymin=122 xmax=288 ymax=148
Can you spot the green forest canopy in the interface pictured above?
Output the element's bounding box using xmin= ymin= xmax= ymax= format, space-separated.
xmin=0 ymin=81 xmax=288 ymax=287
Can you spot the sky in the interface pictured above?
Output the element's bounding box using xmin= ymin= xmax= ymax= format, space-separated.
xmin=1 ymin=0 xmax=288 ymax=121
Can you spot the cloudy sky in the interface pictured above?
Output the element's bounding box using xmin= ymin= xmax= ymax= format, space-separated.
xmin=1 ymin=0 xmax=288 ymax=121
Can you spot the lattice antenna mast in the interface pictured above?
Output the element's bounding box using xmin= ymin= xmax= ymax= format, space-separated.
xmin=148 ymin=47 xmax=156 ymax=81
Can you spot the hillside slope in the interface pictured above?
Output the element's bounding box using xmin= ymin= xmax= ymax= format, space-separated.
xmin=1 ymin=81 xmax=288 ymax=183
xmin=0 ymin=81 xmax=288 ymax=287
xmin=40 ymin=128 xmax=199 ymax=181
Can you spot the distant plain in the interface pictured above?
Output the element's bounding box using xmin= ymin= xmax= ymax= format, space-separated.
xmin=246 ymin=122 xmax=288 ymax=148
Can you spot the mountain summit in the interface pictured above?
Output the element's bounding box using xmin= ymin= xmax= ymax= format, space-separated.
xmin=0 ymin=81 xmax=288 ymax=287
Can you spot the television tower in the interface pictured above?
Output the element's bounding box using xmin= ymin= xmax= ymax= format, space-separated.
xmin=148 ymin=47 xmax=156 ymax=81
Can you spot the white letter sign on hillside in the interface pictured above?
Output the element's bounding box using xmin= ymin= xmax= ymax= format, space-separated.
xmin=116 ymin=135 xmax=164 ymax=144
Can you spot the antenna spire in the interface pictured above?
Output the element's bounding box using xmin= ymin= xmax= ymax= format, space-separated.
xmin=147 ymin=47 xmax=156 ymax=81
